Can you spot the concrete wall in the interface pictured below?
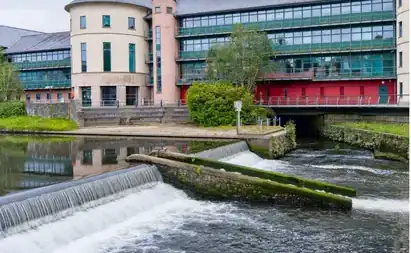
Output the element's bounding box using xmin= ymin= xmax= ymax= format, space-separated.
xmin=69 ymin=2 xmax=150 ymax=105
xmin=26 ymin=102 xmax=72 ymax=118
xmin=397 ymin=0 xmax=410 ymax=100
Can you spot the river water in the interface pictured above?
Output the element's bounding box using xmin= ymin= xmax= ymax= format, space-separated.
xmin=0 ymin=136 xmax=408 ymax=253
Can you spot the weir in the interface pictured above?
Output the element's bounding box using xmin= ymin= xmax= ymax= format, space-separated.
xmin=0 ymin=164 xmax=162 ymax=234
xmin=194 ymin=141 xmax=249 ymax=160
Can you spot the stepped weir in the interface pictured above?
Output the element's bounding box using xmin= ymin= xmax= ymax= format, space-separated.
xmin=0 ymin=164 xmax=162 ymax=235
xmin=194 ymin=141 xmax=250 ymax=160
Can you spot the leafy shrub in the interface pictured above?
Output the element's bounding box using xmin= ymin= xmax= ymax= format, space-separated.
xmin=186 ymin=81 xmax=270 ymax=127
xmin=0 ymin=101 xmax=26 ymax=118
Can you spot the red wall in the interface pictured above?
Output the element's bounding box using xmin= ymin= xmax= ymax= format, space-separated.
xmin=256 ymin=79 xmax=396 ymax=99
xmin=180 ymin=79 xmax=396 ymax=103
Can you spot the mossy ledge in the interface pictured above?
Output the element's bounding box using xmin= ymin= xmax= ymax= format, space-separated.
xmin=150 ymin=150 xmax=356 ymax=197
xmin=126 ymin=154 xmax=352 ymax=211
xmin=321 ymin=125 xmax=409 ymax=160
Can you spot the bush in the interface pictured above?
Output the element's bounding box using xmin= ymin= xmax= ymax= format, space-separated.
xmin=0 ymin=101 xmax=26 ymax=118
xmin=186 ymin=81 xmax=270 ymax=127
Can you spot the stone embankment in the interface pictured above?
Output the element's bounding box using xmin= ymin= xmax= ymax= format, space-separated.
xmin=126 ymin=151 xmax=354 ymax=211
xmin=321 ymin=125 xmax=409 ymax=161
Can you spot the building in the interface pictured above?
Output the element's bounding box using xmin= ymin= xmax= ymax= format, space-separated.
xmin=397 ymin=0 xmax=409 ymax=99
xmin=3 ymin=0 xmax=409 ymax=106
xmin=0 ymin=25 xmax=43 ymax=49
xmin=5 ymin=32 xmax=72 ymax=101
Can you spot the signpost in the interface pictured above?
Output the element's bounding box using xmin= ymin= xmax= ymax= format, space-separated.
xmin=234 ymin=100 xmax=242 ymax=135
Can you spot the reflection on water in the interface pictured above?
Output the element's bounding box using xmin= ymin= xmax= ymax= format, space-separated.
xmin=0 ymin=135 xmax=230 ymax=196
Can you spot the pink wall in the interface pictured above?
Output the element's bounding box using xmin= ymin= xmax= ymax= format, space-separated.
xmin=152 ymin=0 xmax=179 ymax=105
xmin=25 ymin=89 xmax=71 ymax=102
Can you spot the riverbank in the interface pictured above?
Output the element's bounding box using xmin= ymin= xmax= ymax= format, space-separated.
xmin=321 ymin=122 xmax=409 ymax=162
xmin=0 ymin=116 xmax=78 ymax=132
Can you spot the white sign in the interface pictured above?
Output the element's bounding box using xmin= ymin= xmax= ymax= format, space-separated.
xmin=234 ymin=100 xmax=242 ymax=112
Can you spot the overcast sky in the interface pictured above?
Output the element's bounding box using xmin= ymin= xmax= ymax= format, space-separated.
xmin=0 ymin=0 xmax=70 ymax=32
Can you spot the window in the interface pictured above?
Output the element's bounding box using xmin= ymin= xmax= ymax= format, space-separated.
xmin=129 ymin=43 xmax=136 ymax=72
xmin=47 ymin=93 xmax=51 ymax=100
xmin=399 ymin=21 xmax=403 ymax=37
xmin=81 ymin=43 xmax=87 ymax=72
xmin=57 ymin=93 xmax=63 ymax=100
xmin=155 ymin=7 xmax=161 ymax=13
xmin=156 ymin=26 xmax=162 ymax=93
xmin=103 ymin=42 xmax=111 ymax=72
xmin=320 ymin=87 xmax=325 ymax=97
xmin=399 ymin=0 xmax=402 ymax=7
xmin=399 ymin=51 xmax=403 ymax=67
xmin=36 ymin=94 xmax=41 ymax=101
xmin=399 ymin=82 xmax=403 ymax=97
xmin=80 ymin=16 xmax=86 ymax=29
xmin=283 ymin=88 xmax=288 ymax=97
xmin=26 ymin=94 xmax=30 ymax=101
xmin=340 ymin=87 xmax=344 ymax=96
xmin=128 ymin=17 xmax=135 ymax=29
xmin=102 ymin=15 xmax=111 ymax=28
xmin=167 ymin=7 xmax=173 ymax=14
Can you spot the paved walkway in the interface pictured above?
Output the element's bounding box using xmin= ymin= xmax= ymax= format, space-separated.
xmin=61 ymin=124 xmax=284 ymax=139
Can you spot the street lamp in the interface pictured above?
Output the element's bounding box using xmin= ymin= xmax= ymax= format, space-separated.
xmin=234 ymin=100 xmax=242 ymax=135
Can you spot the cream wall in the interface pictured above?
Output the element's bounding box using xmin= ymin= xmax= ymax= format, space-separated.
xmin=68 ymin=2 xmax=150 ymax=105
xmin=397 ymin=0 xmax=409 ymax=102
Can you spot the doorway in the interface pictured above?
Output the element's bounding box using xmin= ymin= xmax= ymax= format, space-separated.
xmin=81 ymin=87 xmax=91 ymax=107
xmin=126 ymin=86 xmax=139 ymax=106
xmin=379 ymin=85 xmax=388 ymax=104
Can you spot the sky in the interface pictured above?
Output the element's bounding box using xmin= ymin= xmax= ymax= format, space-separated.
xmin=0 ymin=0 xmax=70 ymax=32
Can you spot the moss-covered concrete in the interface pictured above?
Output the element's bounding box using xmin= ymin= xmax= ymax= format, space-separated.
xmin=247 ymin=122 xmax=297 ymax=159
xmin=126 ymin=154 xmax=352 ymax=210
xmin=151 ymin=150 xmax=356 ymax=197
xmin=373 ymin=151 xmax=409 ymax=163
xmin=322 ymin=125 xmax=409 ymax=160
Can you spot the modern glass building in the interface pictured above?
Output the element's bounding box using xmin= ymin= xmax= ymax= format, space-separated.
xmin=4 ymin=32 xmax=72 ymax=101
xmin=3 ymin=0 xmax=409 ymax=105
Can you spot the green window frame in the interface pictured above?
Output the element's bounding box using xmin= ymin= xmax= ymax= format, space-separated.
xmin=103 ymin=42 xmax=111 ymax=72
xmin=129 ymin=43 xmax=136 ymax=72
xmin=102 ymin=15 xmax=111 ymax=28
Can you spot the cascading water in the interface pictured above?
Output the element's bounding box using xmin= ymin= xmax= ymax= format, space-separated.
xmin=0 ymin=164 xmax=162 ymax=235
xmin=194 ymin=141 xmax=249 ymax=160
xmin=207 ymin=141 xmax=410 ymax=214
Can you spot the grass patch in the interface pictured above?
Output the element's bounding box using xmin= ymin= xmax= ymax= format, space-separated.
xmin=337 ymin=121 xmax=409 ymax=137
xmin=0 ymin=116 xmax=78 ymax=132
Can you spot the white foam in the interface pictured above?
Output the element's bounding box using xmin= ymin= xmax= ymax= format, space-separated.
xmin=0 ymin=183 xmax=245 ymax=253
xmin=220 ymin=150 xmax=264 ymax=167
xmin=310 ymin=164 xmax=403 ymax=175
xmin=353 ymin=198 xmax=409 ymax=213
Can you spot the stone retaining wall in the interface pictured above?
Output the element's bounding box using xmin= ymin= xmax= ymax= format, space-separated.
xmin=26 ymin=102 xmax=71 ymax=118
xmin=322 ymin=125 xmax=409 ymax=159
xmin=325 ymin=114 xmax=409 ymax=124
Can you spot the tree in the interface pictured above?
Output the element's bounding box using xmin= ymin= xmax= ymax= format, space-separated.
xmin=206 ymin=24 xmax=275 ymax=92
xmin=0 ymin=49 xmax=23 ymax=101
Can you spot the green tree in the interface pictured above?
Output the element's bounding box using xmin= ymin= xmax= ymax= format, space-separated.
xmin=186 ymin=81 xmax=269 ymax=127
xmin=0 ymin=49 xmax=23 ymax=101
xmin=206 ymin=24 xmax=275 ymax=92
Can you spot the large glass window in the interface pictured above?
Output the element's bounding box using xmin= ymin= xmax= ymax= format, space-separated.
xmin=156 ymin=26 xmax=162 ymax=93
xmin=129 ymin=43 xmax=136 ymax=72
xmin=80 ymin=16 xmax=86 ymax=29
xmin=102 ymin=15 xmax=111 ymax=28
xmin=103 ymin=42 xmax=111 ymax=72
xmin=81 ymin=43 xmax=87 ymax=72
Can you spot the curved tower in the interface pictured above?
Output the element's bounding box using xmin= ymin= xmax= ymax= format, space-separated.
xmin=397 ymin=0 xmax=409 ymax=103
xmin=65 ymin=0 xmax=151 ymax=106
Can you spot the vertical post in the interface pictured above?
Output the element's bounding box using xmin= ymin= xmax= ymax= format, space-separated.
xmin=237 ymin=110 xmax=240 ymax=135
xmin=234 ymin=100 xmax=242 ymax=135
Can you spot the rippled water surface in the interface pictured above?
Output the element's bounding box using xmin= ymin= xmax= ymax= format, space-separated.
xmin=0 ymin=137 xmax=408 ymax=253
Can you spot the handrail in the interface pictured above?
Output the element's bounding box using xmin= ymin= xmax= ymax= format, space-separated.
xmin=255 ymin=95 xmax=409 ymax=107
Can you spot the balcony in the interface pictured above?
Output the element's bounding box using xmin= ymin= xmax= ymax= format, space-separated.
xmin=146 ymin=76 xmax=154 ymax=86
xmin=177 ymin=11 xmax=395 ymax=37
xmin=23 ymin=80 xmax=71 ymax=90
xmin=178 ymin=39 xmax=395 ymax=60
xmin=14 ymin=59 xmax=71 ymax=70
xmin=146 ymin=53 xmax=153 ymax=63
xmin=145 ymin=30 xmax=152 ymax=40
xmin=176 ymin=75 xmax=206 ymax=86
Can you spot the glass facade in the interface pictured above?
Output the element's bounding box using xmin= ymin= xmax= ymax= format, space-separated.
xmin=103 ymin=42 xmax=111 ymax=72
xmin=179 ymin=24 xmax=394 ymax=59
xmin=179 ymin=0 xmax=395 ymax=36
xmin=129 ymin=43 xmax=136 ymax=72
xmin=155 ymin=26 xmax=162 ymax=93
xmin=19 ymin=69 xmax=71 ymax=89
xmin=81 ymin=43 xmax=87 ymax=72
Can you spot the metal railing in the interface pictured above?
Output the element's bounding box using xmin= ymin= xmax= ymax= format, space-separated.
xmin=178 ymin=39 xmax=395 ymax=60
xmin=14 ymin=59 xmax=71 ymax=70
xmin=23 ymin=80 xmax=71 ymax=90
xmin=78 ymin=98 xmax=188 ymax=108
xmin=177 ymin=11 xmax=395 ymax=37
xmin=180 ymin=13 xmax=394 ymax=36
xmin=255 ymin=94 xmax=409 ymax=107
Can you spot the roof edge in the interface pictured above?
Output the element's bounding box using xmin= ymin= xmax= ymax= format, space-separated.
xmin=64 ymin=0 xmax=151 ymax=12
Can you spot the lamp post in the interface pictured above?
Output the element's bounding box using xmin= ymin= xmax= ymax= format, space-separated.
xmin=234 ymin=100 xmax=242 ymax=135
